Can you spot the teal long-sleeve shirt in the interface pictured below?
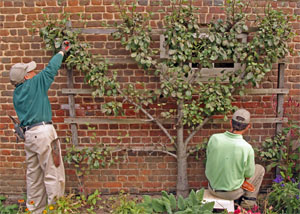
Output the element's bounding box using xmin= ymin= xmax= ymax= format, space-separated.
xmin=13 ymin=53 xmax=63 ymax=127
xmin=205 ymin=131 xmax=255 ymax=191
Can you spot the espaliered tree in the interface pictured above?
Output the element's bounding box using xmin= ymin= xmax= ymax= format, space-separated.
xmin=39 ymin=0 xmax=294 ymax=197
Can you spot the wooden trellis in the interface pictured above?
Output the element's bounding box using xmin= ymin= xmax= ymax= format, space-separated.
xmin=62 ymin=27 xmax=289 ymax=146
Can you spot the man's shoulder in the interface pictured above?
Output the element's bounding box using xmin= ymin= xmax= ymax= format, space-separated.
xmin=210 ymin=132 xmax=227 ymax=138
xmin=240 ymin=139 xmax=254 ymax=151
xmin=208 ymin=132 xmax=227 ymax=144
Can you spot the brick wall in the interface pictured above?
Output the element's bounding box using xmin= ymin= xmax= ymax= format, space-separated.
xmin=0 ymin=0 xmax=299 ymax=198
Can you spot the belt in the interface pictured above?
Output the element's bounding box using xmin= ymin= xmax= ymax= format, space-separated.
xmin=209 ymin=183 xmax=228 ymax=192
xmin=22 ymin=121 xmax=53 ymax=133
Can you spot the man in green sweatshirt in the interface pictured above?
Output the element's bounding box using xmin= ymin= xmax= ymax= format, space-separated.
xmin=205 ymin=108 xmax=265 ymax=209
xmin=10 ymin=42 xmax=70 ymax=214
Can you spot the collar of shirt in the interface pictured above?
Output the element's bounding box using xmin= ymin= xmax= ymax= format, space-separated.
xmin=224 ymin=131 xmax=243 ymax=139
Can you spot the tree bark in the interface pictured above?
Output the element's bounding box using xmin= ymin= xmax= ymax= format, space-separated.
xmin=176 ymin=102 xmax=189 ymax=197
xmin=176 ymin=143 xmax=189 ymax=197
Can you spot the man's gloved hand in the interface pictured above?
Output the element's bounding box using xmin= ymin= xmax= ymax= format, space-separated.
xmin=61 ymin=41 xmax=71 ymax=54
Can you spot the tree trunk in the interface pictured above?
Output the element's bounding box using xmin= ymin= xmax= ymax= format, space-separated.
xmin=176 ymin=143 xmax=189 ymax=197
xmin=176 ymin=102 xmax=189 ymax=197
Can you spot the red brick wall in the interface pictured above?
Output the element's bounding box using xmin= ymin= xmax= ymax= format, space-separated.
xmin=0 ymin=0 xmax=299 ymax=197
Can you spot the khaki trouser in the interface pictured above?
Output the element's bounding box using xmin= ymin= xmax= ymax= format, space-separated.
xmin=208 ymin=164 xmax=265 ymax=209
xmin=24 ymin=124 xmax=65 ymax=214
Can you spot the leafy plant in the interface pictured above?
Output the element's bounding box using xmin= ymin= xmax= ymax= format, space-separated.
xmin=64 ymin=144 xmax=117 ymax=176
xmin=38 ymin=190 xmax=102 ymax=214
xmin=43 ymin=193 xmax=83 ymax=214
xmin=111 ymin=190 xmax=144 ymax=214
xmin=139 ymin=189 xmax=214 ymax=214
xmin=111 ymin=189 xmax=214 ymax=214
xmin=256 ymin=120 xmax=300 ymax=179
xmin=85 ymin=189 xmax=103 ymax=214
xmin=64 ymin=143 xmax=119 ymax=195
xmin=37 ymin=12 xmax=115 ymax=97
xmin=267 ymin=175 xmax=300 ymax=214
xmin=0 ymin=196 xmax=18 ymax=214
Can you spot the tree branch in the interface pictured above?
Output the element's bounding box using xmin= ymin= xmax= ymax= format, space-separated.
xmin=111 ymin=146 xmax=177 ymax=159
xmin=117 ymin=88 xmax=175 ymax=145
xmin=184 ymin=117 xmax=211 ymax=147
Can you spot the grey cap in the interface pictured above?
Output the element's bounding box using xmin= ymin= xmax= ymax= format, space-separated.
xmin=10 ymin=61 xmax=36 ymax=85
xmin=232 ymin=108 xmax=250 ymax=124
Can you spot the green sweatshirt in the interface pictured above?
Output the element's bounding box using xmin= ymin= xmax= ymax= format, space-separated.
xmin=13 ymin=53 xmax=63 ymax=127
xmin=205 ymin=131 xmax=255 ymax=191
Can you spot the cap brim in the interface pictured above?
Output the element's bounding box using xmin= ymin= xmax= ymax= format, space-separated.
xmin=25 ymin=61 xmax=36 ymax=73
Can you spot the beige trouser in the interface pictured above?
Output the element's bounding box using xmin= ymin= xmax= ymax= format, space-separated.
xmin=24 ymin=124 xmax=65 ymax=214
xmin=208 ymin=164 xmax=265 ymax=209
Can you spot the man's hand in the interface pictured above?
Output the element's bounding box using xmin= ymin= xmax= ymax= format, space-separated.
xmin=60 ymin=41 xmax=71 ymax=54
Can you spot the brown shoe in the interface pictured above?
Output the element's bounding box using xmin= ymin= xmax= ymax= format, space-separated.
xmin=240 ymin=196 xmax=257 ymax=210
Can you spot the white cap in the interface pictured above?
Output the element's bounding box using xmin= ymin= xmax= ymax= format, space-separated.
xmin=232 ymin=108 xmax=250 ymax=124
xmin=10 ymin=61 xmax=36 ymax=85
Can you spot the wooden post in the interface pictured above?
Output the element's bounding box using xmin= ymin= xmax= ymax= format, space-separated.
xmin=276 ymin=63 xmax=285 ymax=133
xmin=275 ymin=63 xmax=285 ymax=175
xmin=65 ymin=21 xmax=79 ymax=146
xmin=67 ymin=68 xmax=78 ymax=146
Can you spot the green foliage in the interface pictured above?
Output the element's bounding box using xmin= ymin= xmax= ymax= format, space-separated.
xmin=138 ymin=189 xmax=214 ymax=214
xmin=38 ymin=1 xmax=294 ymax=129
xmin=41 ymin=190 xmax=102 ymax=214
xmin=0 ymin=196 xmax=18 ymax=214
xmin=64 ymin=141 xmax=119 ymax=195
xmin=37 ymin=13 xmax=118 ymax=100
xmin=267 ymin=176 xmax=300 ymax=214
xmin=164 ymin=4 xmax=201 ymax=65
xmin=102 ymin=101 xmax=124 ymax=116
xmin=111 ymin=191 xmax=144 ymax=214
xmin=111 ymin=0 xmax=294 ymax=130
xmin=15 ymin=191 xmax=102 ymax=214
xmin=112 ymin=1 xmax=157 ymax=70
xmin=243 ymin=5 xmax=294 ymax=85
xmin=37 ymin=0 xmax=294 ymax=128
xmin=64 ymin=144 xmax=118 ymax=177
xmin=190 ymin=140 xmax=208 ymax=162
xmin=38 ymin=0 xmax=295 ymax=196
xmin=83 ymin=190 xmax=103 ymax=214
xmin=38 ymin=13 xmax=89 ymax=70
xmin=256 ymin=120 xmax=300 ymax=178
xmin=49 ymin=194 xmax=82 ymax=214
xmin=110 ymin=189 xmax=214 ymax=214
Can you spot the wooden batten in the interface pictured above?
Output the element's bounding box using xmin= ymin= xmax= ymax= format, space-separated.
xmin=64 ymin=117 xmax=287 ymax=125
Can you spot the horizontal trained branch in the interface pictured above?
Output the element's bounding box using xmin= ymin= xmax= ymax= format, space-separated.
xmin=62 ymin=88 xmax=289 ymax=95
xmin=94 ymin=57 xmax=237 ymax=64
xmin=73 ymin=27 xmax=260 ymax=35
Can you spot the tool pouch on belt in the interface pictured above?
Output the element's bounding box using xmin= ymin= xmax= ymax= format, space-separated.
xmin=51 ymin=138 xmax=61 ymax=167
xmin=8 ymin=115 xmax=25 ymax=142
xmin=241 ymin=180 xmax=255 ymax=192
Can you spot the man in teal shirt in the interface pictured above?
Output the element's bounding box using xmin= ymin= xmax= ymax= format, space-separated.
xmin=205 ymin=109 xmax=265 ymax=209
xmin=10 ymin=42 xmax=70 ymax=214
